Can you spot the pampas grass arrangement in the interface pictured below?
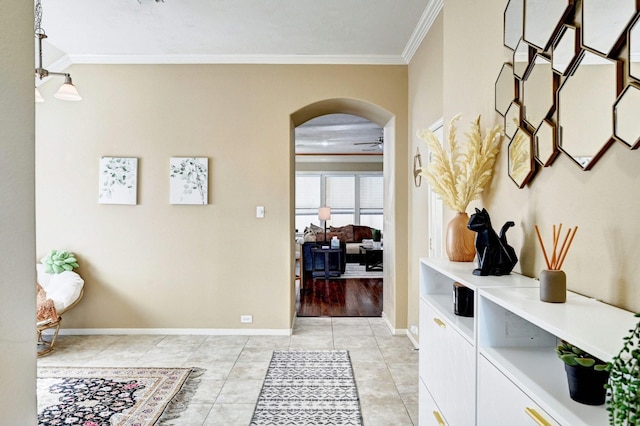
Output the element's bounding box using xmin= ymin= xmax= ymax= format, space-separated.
xmin=509 ymin=130 xmax=530 ymax=184
xmin=418 ymin=115 xmax=503 ymax=212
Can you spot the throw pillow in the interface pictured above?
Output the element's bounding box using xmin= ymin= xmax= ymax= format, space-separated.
xmin=353 ymin=225 xmax=373 ymax=242
xmin=330 ymin=225 xmax=354 ymax=242
xmin=325 ymin=231 xmax=347 ymax=242
xmin=40 ymin=249 xmax=79 ymax=274
xmin=36 ymin=284 xmax=58 ymax=322
xmin=303 ymin=227 xmax=316 ymax=242
xmin=309 ymin=223 xmax=323 ymax=234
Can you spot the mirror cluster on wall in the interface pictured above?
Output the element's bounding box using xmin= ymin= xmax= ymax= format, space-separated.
xmin=496 ymin=0 xmax=640 ymax=188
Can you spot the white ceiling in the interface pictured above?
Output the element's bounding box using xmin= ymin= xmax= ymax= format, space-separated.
xmin=41 ymin=0 xmax=435 ymax=64
xmin=38 ymin=0 xmax=440 ymax=155
xmin=295 ymin=114 xmax=383 ymax=156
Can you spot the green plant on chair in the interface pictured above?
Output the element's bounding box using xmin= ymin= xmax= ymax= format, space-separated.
xmin=41 ymin=249 xmax=79 ymax=274
xmin=606 ymin=312 xmax=640 ymax=426
xmin=556 ymin=341 xmax=608 ymax=370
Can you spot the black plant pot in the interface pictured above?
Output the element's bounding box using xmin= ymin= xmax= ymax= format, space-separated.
xmin=564 ymin=364 xmax=610 ymax=405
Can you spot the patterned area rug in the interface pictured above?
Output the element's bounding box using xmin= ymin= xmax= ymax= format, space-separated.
xmin=337 ymin=263 xmax=383 ymax=279
xmin=37 ymin=366 xmax=203 ymax=426
xmin=251 ymin=350 xmax=363 ymax=425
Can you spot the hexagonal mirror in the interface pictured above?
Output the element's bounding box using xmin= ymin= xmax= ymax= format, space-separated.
xmin=614 ymin=84 xmax=640 ymax=149
xmin=504 ymin=102 xmax=521 ymax=139
xmin=523 ymin=55 xmax=554 ymax=128
xmin=534 ymin=120 xmax=558 ymax=166
xmin=629 ymin=17 xmax=640 ymax=81
xmin=514 ymin=39 xmax=532 ymax=79
xmin=558 ymin=51 xmax=621 ymax=170
xmin=524 ymin=0 xmax=573 ymax=51
xmin=552 ymin=25 xmax=579 ymax=75
xmin=504 ymin=0 xmax=524 ymax=50
xmin=495 ymin=63 xmax=516 ymax=116
xmin=582 ymin=0 xmax=637 ymax=57
xmin=509 ymin=128 xmax=535 ymax=188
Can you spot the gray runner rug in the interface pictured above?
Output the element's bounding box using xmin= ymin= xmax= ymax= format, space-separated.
xmin=250 ymin=350 xmax=364 ymax=425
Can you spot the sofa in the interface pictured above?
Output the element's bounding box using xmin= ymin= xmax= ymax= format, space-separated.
xmin=302 ymin=224 xmax=377 ymax=263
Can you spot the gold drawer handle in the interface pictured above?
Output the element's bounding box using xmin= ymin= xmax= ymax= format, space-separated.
xmin=525 ymin=407 xmax=552 ymax=426
xmin=432 ymin=410 xmax=445 ymax=425
xmin=433 ymin=318 xmax=446 ymax=328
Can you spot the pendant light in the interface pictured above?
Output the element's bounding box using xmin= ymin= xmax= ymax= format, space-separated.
xmin=34 ymin=0 xmax=82 ymax=102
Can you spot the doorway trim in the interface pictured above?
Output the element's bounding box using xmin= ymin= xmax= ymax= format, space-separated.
xmin=290 ymin=98 xmax=403 ymax=330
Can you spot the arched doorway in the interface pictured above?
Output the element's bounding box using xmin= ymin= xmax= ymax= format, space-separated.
xmin=290 ymin=99 xmax=402 ymax=329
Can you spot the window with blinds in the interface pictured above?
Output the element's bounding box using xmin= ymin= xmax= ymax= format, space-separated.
xmin=359 ymin=175 xmax=384 ymax=230
xmin=295 ymin=173 xmax=383 ymax=231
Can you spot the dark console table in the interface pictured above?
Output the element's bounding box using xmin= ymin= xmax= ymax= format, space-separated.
xmin=310 ymin=246 xmax=343 ymax=279
xmin=359 ymin=246 xmax=383 ymax=271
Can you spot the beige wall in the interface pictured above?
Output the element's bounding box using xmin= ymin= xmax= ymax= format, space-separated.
xmin=0 ymin=0 xmax=37 ymax=421
xmin=36 ymin=64 xmax=408 ymax=330
xmin=428 ymin=0 xmax=640 ymax=312
xmin=407 ymin=12 xmax=444 ymax=343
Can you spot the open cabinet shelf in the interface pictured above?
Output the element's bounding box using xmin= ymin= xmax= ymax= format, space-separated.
xmin=418 ymin=257 xmax=638 ymax=426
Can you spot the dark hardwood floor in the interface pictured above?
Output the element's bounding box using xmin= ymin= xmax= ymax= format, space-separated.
xmin=297 ymin=274 xmax=383 ymax=317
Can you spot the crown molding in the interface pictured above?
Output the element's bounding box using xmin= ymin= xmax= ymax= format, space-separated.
xmin=68 ymin=53 xmax=407 ymax=66
xmin=402 ymin=0 xmax=444 ymax=63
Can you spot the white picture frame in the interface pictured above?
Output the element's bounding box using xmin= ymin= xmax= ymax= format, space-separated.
xmin=98 ymin=157 xmax=138 ymax=205
xmin=169 ymin=157 xmax=208 ymax=205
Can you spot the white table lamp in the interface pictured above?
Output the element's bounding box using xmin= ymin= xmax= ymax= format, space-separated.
xmin=318 ymin=207 xmax=331 ymax=242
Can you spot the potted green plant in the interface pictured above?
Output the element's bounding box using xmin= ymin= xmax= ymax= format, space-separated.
xmin=606 ymin=313 xmax=640 ymax=425
xmin=556 ymin=340 xmax=609 ymax=405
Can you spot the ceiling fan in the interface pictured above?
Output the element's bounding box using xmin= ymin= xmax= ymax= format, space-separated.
xmin=354 ymin=136 xmax=384 ymax=151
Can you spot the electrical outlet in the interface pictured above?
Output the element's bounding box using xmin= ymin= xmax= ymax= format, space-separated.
xmin=256 ymin=206 xmax=265 ymax=218
xmin=410 ymin=325 xmax=419 ymax=335
xmin=240 ymin=315 xmax=253 ymax=324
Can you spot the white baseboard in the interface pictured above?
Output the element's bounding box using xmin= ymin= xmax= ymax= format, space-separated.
xmin=55 ymin=328 xmax=292 ymax=336
xmin=381 ymin=312 xmax=408 ymax=336
xmin=406 ymin=330 xmax=419 ymax=349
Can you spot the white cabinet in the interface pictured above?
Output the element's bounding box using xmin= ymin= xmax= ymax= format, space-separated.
xmin=419 ymin=258 xmax=538 ymax=426
xmin=418 ymin=257 xmax=638 ymax=426
xmin=477 ymin=287 xmax=638 ymax=425
xmin=419 ymin=378 xmax=448 ymax=425
xmin=478 ymin=355 xmax=559 ymax=426
xmin=420 ymin=298 xmax=474 ymax=425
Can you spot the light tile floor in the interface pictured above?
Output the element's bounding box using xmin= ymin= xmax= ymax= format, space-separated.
xmin=38 ymin=317 xmax=418 ymax=425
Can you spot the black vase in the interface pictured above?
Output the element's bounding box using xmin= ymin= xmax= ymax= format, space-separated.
xmin=453 ymin=282 xmax=474 ymax=317
xmin=564 ymin=364 xmax=609 ymax=405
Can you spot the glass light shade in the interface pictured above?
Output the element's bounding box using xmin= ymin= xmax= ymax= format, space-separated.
xmin=35 ymin=87 xmax=44 ymax=103
xmin=318 ymin=207 xmax=331 ymax=221
xmin=54 ymin=76 xmax=82 ymax=101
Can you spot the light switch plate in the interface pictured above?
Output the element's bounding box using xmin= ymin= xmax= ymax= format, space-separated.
xmin=256 ymin=206 xmax=265 ymax=218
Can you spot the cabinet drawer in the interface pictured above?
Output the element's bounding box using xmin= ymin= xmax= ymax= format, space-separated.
xmin=478 ymin=355 xmax=559 ymax=426
xmin=421 ymin=300 xmax=475 ymax=426
xmin=419 ymin=378 xmax=448 ymax=425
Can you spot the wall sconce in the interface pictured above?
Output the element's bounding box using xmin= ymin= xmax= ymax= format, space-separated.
xmin=413 ymin=148 xmax=423 ymax=187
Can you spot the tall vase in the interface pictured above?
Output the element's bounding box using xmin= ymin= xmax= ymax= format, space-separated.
xmin=446 ymin=212 xmax=476 ymax=262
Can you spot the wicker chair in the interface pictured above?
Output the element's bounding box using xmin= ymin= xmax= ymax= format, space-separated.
xmin=36 ymin=265 xmax=84 ymax=356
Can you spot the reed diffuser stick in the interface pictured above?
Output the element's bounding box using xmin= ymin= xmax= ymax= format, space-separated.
xmin=535 ymin=224 xmax=578 ymax=270
xmin=551 ymin=224 xmax=562 ymax=268
xmin=557 ymin=226 xmax=578 ymax=270
xmin=534 ymin=225 xmax=552 ymax=270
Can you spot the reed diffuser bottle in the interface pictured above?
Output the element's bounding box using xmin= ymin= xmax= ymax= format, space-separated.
xmin=535 ymin=224 xmax=578 ymax=303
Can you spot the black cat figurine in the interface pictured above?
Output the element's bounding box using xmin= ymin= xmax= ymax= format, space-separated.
xmin=467 ymin=208 xmax=518 ymax=276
